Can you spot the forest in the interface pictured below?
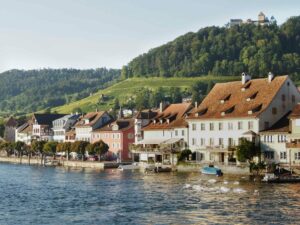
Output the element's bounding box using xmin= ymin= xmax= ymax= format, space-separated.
xmin=123 ymin=16 xmax=300 ymax=80
xmin=0 ymin=68 xmax=120 ymax=116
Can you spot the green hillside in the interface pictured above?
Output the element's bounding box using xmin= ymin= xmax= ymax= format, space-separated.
xmin=52 ymin=76 xmax=238 ymax=114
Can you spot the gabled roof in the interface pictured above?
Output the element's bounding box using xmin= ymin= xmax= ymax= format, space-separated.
xmin=5 ymin=117 xmax=18 ymax=127
xmin=93 ymin=119 xmax=134 ymax=132
xmin=188 ymin=75 xmax=289 ymax=120
xmin=17 ymin=122 xmax=32 ymax=134
xmin=33 ymin=114 xmax=66 ymax=126
xmin=75 ymin=111 xmax=109 ymax=127
xmin=260 ymin=112 xmax=291 ymax=133
xmin=143 ymin=103 xmax=193 ymax=130
xmin=135 ymin=109 xmax=158 ymax=120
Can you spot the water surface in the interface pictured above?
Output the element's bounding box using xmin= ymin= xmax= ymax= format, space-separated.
xmin=0 ymin=163 xmax=299 ymax=225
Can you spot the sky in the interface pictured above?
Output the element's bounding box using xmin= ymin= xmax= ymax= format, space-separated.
xmin=0 ymin=0 xmax=299 ymax=72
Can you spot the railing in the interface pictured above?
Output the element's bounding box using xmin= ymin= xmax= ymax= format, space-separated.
xmin=129 ymin=144 xmax=182 ymax=153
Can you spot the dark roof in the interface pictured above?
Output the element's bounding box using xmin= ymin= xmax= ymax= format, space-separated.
xmin=136 ymin=109 xmax=158 ymax=120
xmin=33 ymin=114 xmax=66 ymax=126
xmin=260 ymin=112 xmax=291 ymax=133
xmin=17 ymin=122 xmax=32 ymax=133
xmin=5 ymin=117 xmax=18 ymax=127
xmin=75 ymin=111 xmax=110 ymax=127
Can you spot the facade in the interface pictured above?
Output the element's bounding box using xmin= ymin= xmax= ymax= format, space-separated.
xmin=229 ymin=12 xmax=273 ymax=27
xmin=131 ymin=103 xmax=193 ymax=164
xmin=75 ymin=111 xmax=112 ymax=142
xmin=15 ymin=122 xmax=32 ymax=145
xmin=31 ymin=114 xmax=66 ymax=141
xmin=187 ymin=73 xmax=300 ymax=164
xmin=134 ymin=109 xmax=158 ymax=143
xmin=4 ymin=117 xmax=18 ymax=142
xmin=52 ymin=114 xmax=80 ymax=142
xmin=91 ymin=119 xmax=135 ymax=161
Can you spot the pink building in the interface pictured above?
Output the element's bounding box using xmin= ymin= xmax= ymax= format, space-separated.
xmin=91 ymin=119 xmax=134 ymax=161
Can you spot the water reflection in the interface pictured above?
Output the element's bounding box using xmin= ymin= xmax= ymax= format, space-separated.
xmin=0 ymin=164 xmax=299 ymax=225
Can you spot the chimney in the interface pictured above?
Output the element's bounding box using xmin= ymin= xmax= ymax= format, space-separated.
xmin=159 ymin=102 xmax=164 ymax=113
xmin=241 ymin=72 xmax=251 ymax=85
xmin=268 ymin=72 xmax=274 ymax=83
xmin=195 ymin=101 xmax=198 ymax=109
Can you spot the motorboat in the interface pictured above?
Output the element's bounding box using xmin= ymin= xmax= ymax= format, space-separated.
xmin=262 ymin=173 xmax=300 ymax=183
xmin=118 ymin=163 xmax=140 ymax=170
xmin=201 ymin=165 xmax=223 ymax=176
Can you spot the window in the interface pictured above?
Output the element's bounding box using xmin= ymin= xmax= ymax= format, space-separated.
xmin=219 ymin=122 xmax=223 ymax=131
xmin=280 ymin=152 xmax=287 ymax=160
xmin=209 ymin=138 xmax=214 ymax=146
xmin=228 ymin=122 xmax=233 ymax=130
xmin=282 ymin=94 xmax=286 ymax=101
xmin=292 ymin=95 xmax=296 ymax=103
xmin=295 ymin=152 xmax=300 ymax=160
xmin=264 ymin=151 xmax=274 ymax=160
xmin=238 ymin=121 xmax=243 ymax=130
xmin=219 ymin=138 xmax=223 ymax=146
xmin=248 ymin=121 xmax=253 ymax=130
xmin=228 ymin=138 xmax=234 ymax=147
xmin=182 ymin=130 xmax=185 ymax=136
xmin=209 ymin=123 xmax=214 ymax=131
xmin=200 ymin=138 xmax=205 ymax=146
xmin=278 ymin=135 xmax=286 ymax=143
xmin=272 ymin=107 xmax=277 ymax=115
xmin=192 ymin=124 xmax=197 ymax=131
xmin=263 ymin=135 xmax=273 ymax=143
xmin=175 ymin=130 xmax=178 ymax=136
xmin=200 ymin=123 xmax=205 ymax=131
xmin=192 ymin=138 xmax=196 ymax=145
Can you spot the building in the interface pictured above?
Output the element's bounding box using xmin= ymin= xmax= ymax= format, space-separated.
xmin=75 ymin=111 xmax=112 ymax=142
xmin=4 ymin=117 xmax=18 ymax=142
xmin=31 ymin=113 xmax=66 ymax=141
xmin=52 ymin=114 xmax=80 ymax=142
xmin=229 ymin=12 xmax=273 ymax=27
xmin=187 ymin=73 xmax=300 ymax=164
xmin=131 ymin=103 xmax=193 ymax=165
xmin=15 ymin=122 xmax=32 ymax=145
xmin=134 ymin=109 xmax=158 ymax=143
xmin=91 ymin=119 xmax=135 ymax=161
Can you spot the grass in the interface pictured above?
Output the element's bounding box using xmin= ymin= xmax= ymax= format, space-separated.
xmin=51 ymin=76 xmax=239 ymax=114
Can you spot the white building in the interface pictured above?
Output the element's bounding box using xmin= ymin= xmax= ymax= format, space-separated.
xmin=52 ymin=114 xmax=80 ymax=142
xmin=187 ymin=73 xmax=300 ymax=164
xmin=75 ymin=111 xmax=112 ymax=142
xmin=15 ymin=122 xmax=32 ymax=145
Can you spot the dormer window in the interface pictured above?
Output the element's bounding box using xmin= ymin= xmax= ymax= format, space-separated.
xmin=248 ymin=104 xmax=262 ymax=114
xmin=153 ymin=119 xmax=156 ymax=124
xmin=195 ymin=108 xmax=208 ymax=117
xmin=167 ymin=119 xmax=170 ymax=124
xmin=246 ymin=91 xmax=258 ymax=101
xmin=160 ymin=119 xmax=163 ymax=124
xmin=241 ymin=82 xmax=251 ymax=92
xmin=221 ymin=106 xmax=235 ymax=116
xmin=84 ymin=119 xmax=90 ymax=124
xmin=220 ymin=94 xmax=231 ymax=104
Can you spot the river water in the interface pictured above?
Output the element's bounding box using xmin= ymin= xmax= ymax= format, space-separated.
xmin=0 ymin=163 xmax=299 ymax=225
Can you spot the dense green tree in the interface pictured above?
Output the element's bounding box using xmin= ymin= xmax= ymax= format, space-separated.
xmin=88 ymin=140 xmax=109 ymax=161
xmin=71 ymin=141 xmax=89 ymax=161
xmin=56 ymin=142 xmax=72 ymax=160
xmin=236 ymin=138 xmax=258 ymax=162
xmin=0 ymin=141 xmax=14 ymax=157
xmin=43 ymin=141 xmax=58 ymax=157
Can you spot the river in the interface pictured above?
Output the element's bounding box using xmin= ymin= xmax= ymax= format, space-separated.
xmin=0 ymin=163 xmax=299 ymax=225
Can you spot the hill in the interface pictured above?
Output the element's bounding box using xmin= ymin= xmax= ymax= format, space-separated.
xmin=0 ymin=68 xmax=120 ymax=117
xmin=123 ymin=16 xmax=300 ymax=79
xmin=52 ymin=76 xmax=238 ymax=114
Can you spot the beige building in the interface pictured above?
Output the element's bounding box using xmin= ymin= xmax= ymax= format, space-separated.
xmin=187 ymin=73 xmax=300 ymax=164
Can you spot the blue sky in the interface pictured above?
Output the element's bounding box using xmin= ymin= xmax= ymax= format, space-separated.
xmin=0 ymin=0 xmax=299 ymax=72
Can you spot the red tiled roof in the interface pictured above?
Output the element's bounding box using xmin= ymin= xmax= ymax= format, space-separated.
xmin=75 ymin=111 xmax=108 ymax=127
xmin=143 ymin=103 xmax=192 ymax=130
xmin=188 ymin=75 xmax=288 ymax=120
xmin=93 ymin=119 xmax=134 ymax=132
xmin=289 ymin=104 xmax=300 ymax=118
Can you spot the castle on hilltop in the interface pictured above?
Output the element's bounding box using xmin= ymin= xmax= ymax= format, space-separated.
xmin=229 ymin=12 xmax=276 ymax=27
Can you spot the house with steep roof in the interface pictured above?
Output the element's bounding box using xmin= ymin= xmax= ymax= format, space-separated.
xmin=131 ymin=102 xmax=193 ymax=165
xmin=91 ymin=119 xmax=135 ymax=161
xmin=52 ymin=114 xmax=80 ymax=142
xmin=187 ymin=73 xmax=300 ymax=164
xmin=134 ymin=109 xmax=158 ymax=143
xmin=75 ymin=111 xmax=112 ymax=142
xmin=15 ymin=122 xmax=32 ymax=145
xmin=4 ymin=116 xmax=18 ymax=142
xmin=32 ymin=113 xmax=66 ymax=141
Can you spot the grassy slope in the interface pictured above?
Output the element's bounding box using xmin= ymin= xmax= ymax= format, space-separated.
xmin=52 ymin=76 xmax=239 ymax=114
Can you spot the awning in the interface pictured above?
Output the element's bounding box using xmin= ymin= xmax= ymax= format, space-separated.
xmin=137 ymin=138 xmax=183 ymax=145
xmin=161 ymin=138 xmax=183 ymax=144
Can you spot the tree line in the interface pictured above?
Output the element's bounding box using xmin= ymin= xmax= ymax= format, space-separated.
xmin=0 ymin=140 xmax=109 ymax=164
xmin=122 ymin=16 xmax=300 ymax=79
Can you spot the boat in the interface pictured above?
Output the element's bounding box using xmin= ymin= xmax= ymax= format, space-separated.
xmin=262 ymin=173 xmax=300 ymax=183
xmin=117 ymin=163 xmax=140 ymax=170
xmin=154 ymin=166 xmax=172 ymax=173
xmin=201 ymin=165 xmax=223 ymax=176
